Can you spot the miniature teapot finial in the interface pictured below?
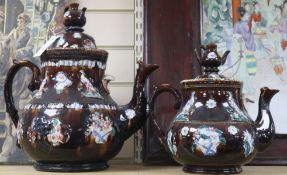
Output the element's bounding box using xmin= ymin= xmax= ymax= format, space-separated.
xmin=195 ymin=43 xmax=230 ymax=74
xmin=64 ymin=3 xmax=86 ymax=31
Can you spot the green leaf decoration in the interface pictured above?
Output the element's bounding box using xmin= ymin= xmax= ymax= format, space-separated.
xmin=220 ymin=137 xmax=226 ymax=145
xmin=191 ymin=144 xmax=196 ymax=152
xmin=201 ymin=134 xmax=209 ymax=139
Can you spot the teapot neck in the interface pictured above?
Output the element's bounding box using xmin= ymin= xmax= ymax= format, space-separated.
xmin=43 ymin=65 xmax=104 ymax=79
xmin=65 ymin=26 xmax=84 ymax=32
xmin=204 ymin=67 xmax=220 ymax=74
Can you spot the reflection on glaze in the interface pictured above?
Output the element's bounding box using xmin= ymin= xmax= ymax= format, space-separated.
xmin=79 ymin=70 xmax=103 ymax=99
xmin=167 ymin=130 xmax=177 ymax=156
xmin=222 ymin=102 xmax=229 ymax=107
xmin=73 ymin=32 xmax=81 ymax=39
xmin=53 ymin=71 xmax=72 ymax=94
xmin=56 ymin=36 xmax=66 ymax=46
xmin=87 ymin=112 xmax=114 ymax=144
xmin=243 ymin=130 xmax=254 ymax=157
xmin=33 ymin=76 xmax=48 ymax=99
xmin=228 ymin=125 xmax=239 ymax=135
xmin=120 ymin=114 xmax=126 ymax=121
xmin=174 ymin=92 xmax=195 ymax=122
xmin=181 ymin=127 xmax=189 ymax=136
xmin=16 ymin=119 xmax=24 ymax=145
xmin=191 ymin=125 xmax=226 ymax=156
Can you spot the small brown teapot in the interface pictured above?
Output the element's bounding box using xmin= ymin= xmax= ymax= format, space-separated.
xmin=149 ymin=43 xmax=279 ymax=174
xmin=4 ymin=3 xmax=158 ymax=172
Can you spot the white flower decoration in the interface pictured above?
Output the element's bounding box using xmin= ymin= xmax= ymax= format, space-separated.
xmin=125 ymin=109 xmax=136 ymax=119
xmin=44 ymin=109 xmax=59 ymax=117
xmin=167 ymin=130 xmax=172 ymax=142
xmin=228 ymin=125 xmax=239 ymax=135
xmin=189 ymin=127 xmax=197 ymax=132
xmin=53 ymin=72 xmax=72 ymax=93
xmin=222 ymin=102 xmax=229 ymax=107
xmin=195 ymin=102 xmax=203 ymax=108
xmin=181 ymin=127 xmax=189 ymax=136
xmin=206 ymin=99 xmax=217 ymax=109
xmin=67 ymin=102 xmax=83 ymax=109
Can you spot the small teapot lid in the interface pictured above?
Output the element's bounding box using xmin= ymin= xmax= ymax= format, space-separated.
xmin=40 ymin=3 xmax=108 ymax=62
xmin=181 ymin=43 xmax=241 ymax=89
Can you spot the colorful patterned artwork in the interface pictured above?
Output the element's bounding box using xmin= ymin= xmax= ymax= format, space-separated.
xmin=191 ymin=125 xmax=226 ymax=156
xmin=53 ymin=71 xmax=73 ymax=94
xmin=26 ymin=116 xmax=71 ymax=147
xmin=87 ymin=112 xmax=114 ymax=144
xmin=0 ymin=0 xmax=69 ymax=163
xmin=202 ymin=0 xmax=287 ymax=133
xmin=79 ymin=70 xmax=103 ymax=99
xmin=243 ymin=130 xmax=254 ymax=157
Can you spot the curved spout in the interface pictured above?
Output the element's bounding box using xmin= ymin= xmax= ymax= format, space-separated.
xmin=117 ymin=61 xmax=159 ymax=140
xmin=255 ymin=87 xmax=279 ymax=152
xmin=221 ymin=50 xmax=230 ymax=65
xmin=81 ymin=7 xmax=87 ymax=18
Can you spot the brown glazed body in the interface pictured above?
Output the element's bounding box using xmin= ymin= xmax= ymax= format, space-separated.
xmin=149 ymin=43 xmax=279 ymax=174
xmin=4 ymin=3 xmax=158 ymax=172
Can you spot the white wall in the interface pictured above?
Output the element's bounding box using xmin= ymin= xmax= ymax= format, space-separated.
xmin=78 ymin=0 xmax=136 ymax=160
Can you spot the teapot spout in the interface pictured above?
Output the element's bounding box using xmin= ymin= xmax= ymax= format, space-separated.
xmin=221 ymin=50 xmax=230 ymax=65
xmin=255 ymin=87 xmax=279 ymax=152
xmin=117 ymin=61 xmax=159 ymax=140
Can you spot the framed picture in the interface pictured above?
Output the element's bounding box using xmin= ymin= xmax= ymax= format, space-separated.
xmin=201 ymin=0 xmax=287 ymax=135
xmin=0 ymin=0 xmax=69 ymax=164
xmin=143 ymin=0 xmax=202 ymax=164
xmin=199 ymin=0 xmax=287 ymax=165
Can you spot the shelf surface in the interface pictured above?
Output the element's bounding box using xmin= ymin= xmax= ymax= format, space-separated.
xmin=1 ymin=165 xmax=287 ymax=175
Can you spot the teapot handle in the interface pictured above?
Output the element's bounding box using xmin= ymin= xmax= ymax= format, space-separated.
xmin=4 ymin=60 xmax=41 ymax=127
xmin=148 ymin=84 xmax=182 ymax=141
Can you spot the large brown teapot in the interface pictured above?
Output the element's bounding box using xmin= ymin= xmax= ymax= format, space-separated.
xmin=4 ymin=3 xmax=158 ymax=172
xmin=149 ymin=43 xmax=279 ymax=174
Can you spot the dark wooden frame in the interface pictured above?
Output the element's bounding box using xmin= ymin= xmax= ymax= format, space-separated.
xmin=143 ymin=0 xmax=287 ymax=165
xmin=143 ymin=0 xmax=201 ymax=165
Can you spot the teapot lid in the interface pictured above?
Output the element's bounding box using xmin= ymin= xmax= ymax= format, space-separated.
xmin=181 ymin=43 xmax=242 ymax=89
xmin=40 ymin=3 xmax=108 ymax=63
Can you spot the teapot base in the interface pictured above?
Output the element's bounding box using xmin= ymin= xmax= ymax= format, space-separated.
xmin=34 ymin=161 xmax=109 ymax=172
xmin=183 ymin=165 xmax=242 ymax=174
